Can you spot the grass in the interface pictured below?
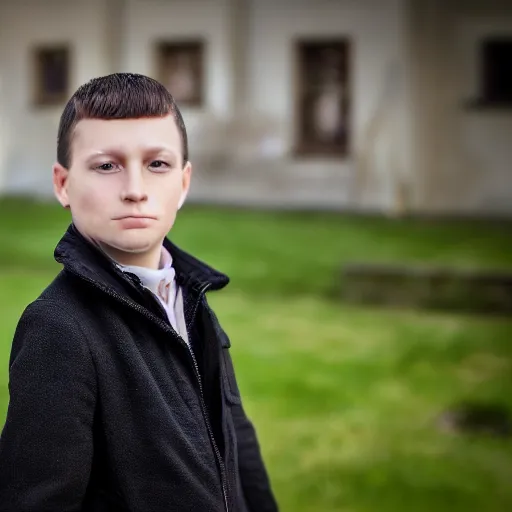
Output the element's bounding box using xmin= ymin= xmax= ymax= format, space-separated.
xmin=1 ymin=197 xmax=512 ymax=511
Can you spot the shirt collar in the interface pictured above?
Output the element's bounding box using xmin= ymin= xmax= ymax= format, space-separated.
xmin=117 ymin=246 xmax=176 ymax=298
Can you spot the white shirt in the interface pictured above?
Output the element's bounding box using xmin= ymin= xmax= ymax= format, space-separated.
xmin=118 ymin=247 xmax=190 ymax=347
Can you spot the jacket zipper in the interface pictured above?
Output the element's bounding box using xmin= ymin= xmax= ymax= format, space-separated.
xmin=66 ymin=270 xmax=230 ymax=512
xmin=187 ymin=283 xmax=230 ymax=512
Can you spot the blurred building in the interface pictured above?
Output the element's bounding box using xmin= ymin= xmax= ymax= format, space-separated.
xmin=0 ymin=0 xmax=511 ymax=216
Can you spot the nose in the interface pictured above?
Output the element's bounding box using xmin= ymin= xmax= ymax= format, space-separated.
xmin=121 ymin=168 xmax=148 ymax=203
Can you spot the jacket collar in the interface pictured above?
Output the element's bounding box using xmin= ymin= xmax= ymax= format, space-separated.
xmin=54 ymin=224 xmax=230 ymax=295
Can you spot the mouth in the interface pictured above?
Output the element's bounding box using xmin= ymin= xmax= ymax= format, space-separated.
xmin=113 ymin=215 xmax=157 ymax=221
xmin=112 ymin=215 xmax=158 ymax=229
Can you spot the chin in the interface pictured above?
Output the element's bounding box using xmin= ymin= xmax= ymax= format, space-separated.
xmin=108 ymin=230 xmax=163 ymax=254
xmin=119 ymin=238 xmax=160 ymax=253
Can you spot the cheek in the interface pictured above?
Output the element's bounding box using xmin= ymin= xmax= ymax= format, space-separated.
xmin=68 ymin=175 xmax=113 ymax=216
xmin=148 ymin=174 xmax=183 ymax=211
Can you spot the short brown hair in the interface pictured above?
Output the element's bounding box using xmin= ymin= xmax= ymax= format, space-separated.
xmin=57 ymin=73 xmax=189 ymax=168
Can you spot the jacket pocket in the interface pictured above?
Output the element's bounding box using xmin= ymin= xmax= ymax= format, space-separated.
xmin=206 ymin=303 xmax=242 ymax=406
xmin=220 ymin=334 xmax=242 ymax=406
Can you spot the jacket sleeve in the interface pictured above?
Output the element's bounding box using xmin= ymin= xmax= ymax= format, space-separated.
xmin=0 ymin=299 xmax=97 ymax=512
xmin=232 ymin=402 xmax=279 ymax=512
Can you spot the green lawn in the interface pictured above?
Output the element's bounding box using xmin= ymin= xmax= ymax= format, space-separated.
xmin=1 ymin=197 xmax=512 ymax=511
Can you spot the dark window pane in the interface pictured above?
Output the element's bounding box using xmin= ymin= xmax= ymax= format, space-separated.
xmin=34 ymin=46 xmax=69 ymax=105
xmin=41 ymin=50 xmax=68 ymax=95
xmin=296 ymin=39 xmax=350 ymax=156
xmin=481 ymin=39 xmax=512 ymax=104
xmin=156 ymin=41 xmax=204 ymax=106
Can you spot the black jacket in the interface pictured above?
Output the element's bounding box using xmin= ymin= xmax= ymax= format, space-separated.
xmin=0 ymin=225 xmax=278 ymax=512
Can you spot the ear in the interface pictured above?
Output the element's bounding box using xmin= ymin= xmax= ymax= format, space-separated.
xmin=178 ymin=161 xmax=192 ymax=210
xmin=53 ymin=162 xmax=70 ymax=208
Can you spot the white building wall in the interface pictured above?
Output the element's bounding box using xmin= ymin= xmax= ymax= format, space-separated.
xmin=407 ymin=0 xmax=512 ymax=216
xmin=1 ymin=0 xmax=510 ymax=216
xmin=0 ymin=0 xmax=111 ymax=196
xmin=189 ymin=0 xmax=410 ymax=210
xmin=121 ymin=0 xmax=234 ymax=171
xmin=246 ymin=0 xmax=408 ymax=210
xmin=455 ymin=14 xmax=512 ymax=215
xmin=0 ymin=0 xmax=412 ymax=212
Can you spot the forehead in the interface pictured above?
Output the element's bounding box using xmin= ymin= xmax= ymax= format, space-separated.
xmin=72 ymin=115 xmax=181 ymax=155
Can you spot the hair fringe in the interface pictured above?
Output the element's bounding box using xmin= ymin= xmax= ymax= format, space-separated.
xmin=57 ymin=73 xmax=188 ymax=167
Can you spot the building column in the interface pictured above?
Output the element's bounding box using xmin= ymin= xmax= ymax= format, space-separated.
xmin=406 ymin=0 xmax=461 ymax=213
xmin=228 ymin=0 xmax=249 ymax=115
xmin=104 ymin=0 xmax=127 ymax=73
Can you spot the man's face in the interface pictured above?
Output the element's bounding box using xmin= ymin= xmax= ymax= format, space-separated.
xmin=53 ymin=114 xmax=191 ymax=269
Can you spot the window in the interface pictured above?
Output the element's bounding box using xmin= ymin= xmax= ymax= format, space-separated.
xmin=479 ymin=38 xmax=512 ymax=106
xmin=156 ymin=41 xmax=205 ymax=107
xmin=295 ymin=39 xmax=351 ymax=156
xmin=33 ymin=46 xmax=70 ymax=106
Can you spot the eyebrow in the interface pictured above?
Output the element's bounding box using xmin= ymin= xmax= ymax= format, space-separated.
xmin=85 ymin=146 xmax=180 ymax=162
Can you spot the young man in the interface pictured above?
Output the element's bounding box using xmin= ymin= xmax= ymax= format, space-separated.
xmin=0 ymin=73 xmax=278 ymax=512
